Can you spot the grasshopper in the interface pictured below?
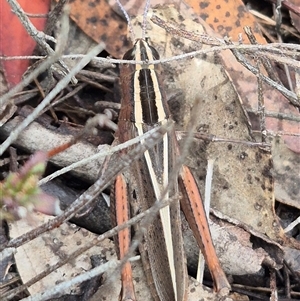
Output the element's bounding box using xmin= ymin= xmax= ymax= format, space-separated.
xmin=104 ymin=1 xmax=231 ymax=300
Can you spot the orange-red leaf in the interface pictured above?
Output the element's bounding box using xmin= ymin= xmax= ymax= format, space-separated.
xmin=0 ymin=0 xmax=51 ymax=87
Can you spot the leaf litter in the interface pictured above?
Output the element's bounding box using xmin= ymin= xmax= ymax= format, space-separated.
xmin=0 ymin=0 xmax=300 ymax=300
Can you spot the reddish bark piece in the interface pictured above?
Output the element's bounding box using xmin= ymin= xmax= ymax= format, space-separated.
xmin=0 ymin=0 xmax=51 ymax=87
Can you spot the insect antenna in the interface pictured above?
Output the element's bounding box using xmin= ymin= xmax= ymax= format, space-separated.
xmin=115 ymin=0 xmax=151 ymax=41
xmin=115 ymin=0 xmax=135 ymax=42
xmin=142 ymin=0 xmax=151 ymax=39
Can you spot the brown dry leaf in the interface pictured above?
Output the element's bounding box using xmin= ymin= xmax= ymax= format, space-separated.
xmin=186 ymin=0 xmax=266 ymax=44
xmin=92 ymin=267 xmax=224 ymax=301
xmin=146 ymin=4 xmax=285 ymax=243
xmin=184 ymin=0 xmax=300 ymax=153
xmin=66 ymin=0 xmax=130 ymax=58
xmin=272 ymin=136 xmax=300 ymax=210
xmin=0 ymin=106 xmax=275 ymax=276
xmin=183 ymin=217 xmax=274 ymax=276
xmin=9 ymin=212 xmax=224 ymax=300
xmin=66 ymin=0 xmax=177 ymax=58
xmin=9 ymin=212 xmax=116 ymax=296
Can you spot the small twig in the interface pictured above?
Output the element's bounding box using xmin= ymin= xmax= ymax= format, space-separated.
xmin=267 ymin=0 xmax=300 ymax=17
xmin=244 ymin=26 xmax=282 ymax=86
xmin=227 ymin=40 xmax=299 ymax=106
xmin=0 ymin=42 xmax=105 ymax=157
xmin=283 ymin=264 xmax=291 ymax=299
xmin=283 ymin=259 xmax=300 ymax=285
xmin=21 ymin=259 xmax=121 ymax=301
xmin=39 ymin=125 xmax=168 ymax=185
xmin=0 ymin=55 xmax=47 ymax=60
xmin=176 ymin=131 xmax=271 ymax=148
xmin=283 ymin=215 xmax=300 ymax=233
xmin=0 ymin=155 xmax=29 ymax=167
xmin=7 ymin=0 xmax=57 ymax=49
xmin=0 ymin=123 xmax=171 ymax=251
xmin=2 ymin=193 xmax=175 ymax=300
xmin=78 ymin=70 xmax=117 ymax=83
xmin=273 ymin=0 xmax=294 ymax=92
xmin=261 ymin=130 xmax=300 ymax=137
xmin=44 ymin=0 xmax=68 ymax=35
xmin=274 ymin=0 xmax=282 ymax=34
xmin=77 ymin=74 xmax=113 ymax=93
xmin=249 ymin=9 xmax=300 ymax=39
xmin=196 ymin=159 xmax=215 ymax=283
xmin=42 ymin=83 xmax=88 ymax=114
xmin=95 ymin=101 xmax=121 ymax=111
xmin=7 ymin=0 xmax=77 ymax=85
xmin=257 ymin=65 xmax=267 ymax=143
xmin=24 ymin=13 xmax=49 ymax=18
xmin=270 ymin=268 xmax=278 ymax=301
xmin=8 ymin=147 xmax=18 ymax=172
xmin=247 ymin=109 xmax=300 ymax=123
xmin=1 ymin=43 xmax=300 ymax=68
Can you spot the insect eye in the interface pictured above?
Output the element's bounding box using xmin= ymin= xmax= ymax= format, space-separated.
xmin=149 ymin=45 xmax=160 ymax=60
xmin=123 ymin=47 xmax=135 ymax=60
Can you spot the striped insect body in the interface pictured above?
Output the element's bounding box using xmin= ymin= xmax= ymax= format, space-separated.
xmin=109 ymin=1 xmax=231 ymax=300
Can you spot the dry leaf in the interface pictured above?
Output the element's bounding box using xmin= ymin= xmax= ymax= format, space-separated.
xmin=183 ymin=217 xmax=275 ymax=276
xmin=3 ymin=2 xmax=298 ymax=298
xmin=272 ymin=136 xmax=300 ymax=210
xmin=184 ymin=0 xmax=300 ymax=153
xmin=9 ymin=212 xmax=116 ymax=295
xmin=9 ymin=212 xmax=229 ymax=300
xmin=66 ymin=0 xmax=129 ymax=58
xmin=145 ymin=4 xmax=284 ymax=242
xmin=186 ymin=0 xmax=266 ymax=43
xmin=67 ymin=0 xmax=179 ymax=58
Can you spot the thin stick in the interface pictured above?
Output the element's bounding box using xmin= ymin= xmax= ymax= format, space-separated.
xmin=39 ymin=125 xmax=170 ymax=185
xmin=257 ymin=64 xmax=267 ymax=143
xmin=21 ymin=260 xmax=121 ymax=301
xmin=115 ymin=0 xmax=135 ymax=42
xmin=283 ymin=216 xmax=300 ymax=233
xmin=7 ymin=0 xmax=57 ymax=48
xmin=0 ymin=123 xmax=171 ymax=252
xmin=0 ymin=42 xmax=105 ymax=157
xmin=2 ymin=194 xmax=174 ymax=300
xmin=6 ymin=0 xmax=75 ymax=85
